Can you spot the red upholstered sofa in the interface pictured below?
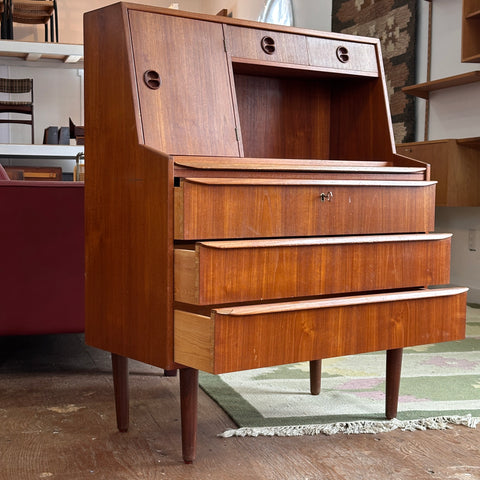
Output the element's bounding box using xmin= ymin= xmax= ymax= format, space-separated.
xmin=0 ymin=164 xmax=84 ymax=335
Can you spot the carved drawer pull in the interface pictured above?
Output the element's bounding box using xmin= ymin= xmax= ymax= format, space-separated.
xmin=261 ymin=36 xmax=276 ymax=54
xmin=143 ymin=70 xmax=161 ymax=89
xmin=320 ymin=191 xmax=333 ymax=202
xmin=336 ymin=46 xmax=349 ymax=63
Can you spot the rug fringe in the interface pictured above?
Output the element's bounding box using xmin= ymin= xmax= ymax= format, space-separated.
xmin=219 ymin=415 xmax=480 ymax=438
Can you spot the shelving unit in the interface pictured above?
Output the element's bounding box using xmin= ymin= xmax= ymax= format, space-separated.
xmin=0 ymin=41 xmax=84 ymax=171
xmin=0 ymin=143 xmax=83 ymax=158
xmin=402 ymin=71 xmax=480 ymax=99
xmin=0 ymin=40 xmax=83 ymax=67
xmin=462 ymin=0 xmax=480 ymax=62
xmin=398 ymin=0 xmax=480 ymax=206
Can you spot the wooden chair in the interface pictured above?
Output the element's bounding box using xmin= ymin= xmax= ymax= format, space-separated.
xmin=0 ymin=78 xmax=34 ymax=143
xmin=0 ymin=0 xmax=12 ymax=39
xmin=9 ymin=0 xmax=58 ymax=42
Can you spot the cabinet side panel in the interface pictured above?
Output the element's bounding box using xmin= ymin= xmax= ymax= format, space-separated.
xmin=84 ymin=5 xmax=174 ymax=368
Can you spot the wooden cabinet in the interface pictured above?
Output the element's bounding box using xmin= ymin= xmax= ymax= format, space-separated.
xmin=84 ymin=4 xmax=467 ymax=463
xmin=462 ymin=0 xmax=480 ymax=62
xmin=397 ymin=138 xmax=480 ymax=206
xmin=401 ymin=1 xmax=480 ymax=204
xmin=4 ymin=165 xmax=62 ymax=181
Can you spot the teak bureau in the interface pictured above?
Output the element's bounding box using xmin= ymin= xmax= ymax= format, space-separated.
xmin=84 ymin=3 xmax=468 ymax=463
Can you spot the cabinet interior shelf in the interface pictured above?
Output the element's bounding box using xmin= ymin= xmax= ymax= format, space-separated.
xmin=402 ymin=71 xmax=480 ymax=99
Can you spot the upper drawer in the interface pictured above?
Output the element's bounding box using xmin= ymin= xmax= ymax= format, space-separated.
xmin=225 ymin=25 xmax=309 ymax=65
xmin=174 ymin=234 xmax=452 ymax=305
xmin=174 ymin=178 xmax=436 ymax=240
xmin=307 ymin=37 xmax=378 ymax=75
xmin=174 ymin=288 xmax=468 ymax=374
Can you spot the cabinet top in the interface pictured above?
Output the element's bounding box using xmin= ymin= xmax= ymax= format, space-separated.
xmin=90 ymin=2 xmax=380 ymax=47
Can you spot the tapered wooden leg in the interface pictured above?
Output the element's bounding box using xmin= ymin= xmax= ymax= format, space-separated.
xmin=385 ymin=348 xmax=403 ymax=420
xmin=112 ymin=353 xmax=129 ymax=432
xmin=309 ymin=359 xmax=322 ymax=395
xmin=180 ymin=367 xmax=198 ymax=464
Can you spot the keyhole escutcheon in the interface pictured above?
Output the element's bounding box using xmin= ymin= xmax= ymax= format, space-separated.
xmin=320 ymin=191 xmax=333 ymax=202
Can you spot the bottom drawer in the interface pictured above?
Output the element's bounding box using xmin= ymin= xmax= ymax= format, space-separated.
xmin=174 ymin=288 xmax=468 ymax=374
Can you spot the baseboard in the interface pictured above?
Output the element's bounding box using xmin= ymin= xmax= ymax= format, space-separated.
xmin=467 ymin=287 xmax=480 ymax=306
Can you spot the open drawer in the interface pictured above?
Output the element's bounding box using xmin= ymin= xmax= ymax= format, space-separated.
xmin=174 ymin=178 xmax=436 ymax=239
xmin=174 ymin=234 xmax=452 ymax=304
xmin=174 ymin=288 xmax=468 ymax=374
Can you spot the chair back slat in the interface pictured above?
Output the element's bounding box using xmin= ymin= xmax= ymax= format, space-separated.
xmin=0 ymin=78 xmax=33 ymax=94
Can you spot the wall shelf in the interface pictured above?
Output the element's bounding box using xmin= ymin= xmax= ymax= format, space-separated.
xmin=0 ymin=41 xmax=84 ymax=172
xmin=0 ymin=143 xmax=83 ymax=159
xmin=0 ymin=40 xmax=83 ymax=68
xmin=402 ymin=71 xmax=480 ymax=99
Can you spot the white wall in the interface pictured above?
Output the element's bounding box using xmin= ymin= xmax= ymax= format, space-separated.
xmin=204 ymin=0 xmax=331 ymax=31
xmin=12 ymin=0 xmax=331 ymax=44
xmin=416 ymin=0 xmax=480 ymax=303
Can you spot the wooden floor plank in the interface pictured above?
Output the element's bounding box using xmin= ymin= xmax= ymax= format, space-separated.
xmin=1 ymin=334 xmax=480 ymax=479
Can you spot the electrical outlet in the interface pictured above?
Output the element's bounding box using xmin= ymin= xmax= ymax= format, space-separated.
xmin=468 ymin=229 xmax=477 ymax=252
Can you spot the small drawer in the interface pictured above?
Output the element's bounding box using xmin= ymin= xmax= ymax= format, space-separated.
xmin=307 ymin=37 xmax=378 ymax=75
xmin=174 ymin=178 xmax=436 ymax=240
xmin=174 ymin=234 xmax=452 ymax=305
xmin=174 ymin=288 xmax=468 ymax=374
xmin=225 ymin=25 xmax=308 ymax=65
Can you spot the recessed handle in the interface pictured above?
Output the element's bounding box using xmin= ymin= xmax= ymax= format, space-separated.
xmin=336 ymin=46 xmax=349 ymax=63
xmin=143 ymin=70 xmax=161 ymax=89
xmin=261 ymin=36 xmax=276 ymax=55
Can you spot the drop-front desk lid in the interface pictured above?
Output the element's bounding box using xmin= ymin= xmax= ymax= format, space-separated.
xmin=173 ymin=157 xmax=427 ymax=174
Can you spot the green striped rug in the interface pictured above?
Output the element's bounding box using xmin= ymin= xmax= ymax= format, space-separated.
xmin=199 ymin=305 xmax=480 ymax=437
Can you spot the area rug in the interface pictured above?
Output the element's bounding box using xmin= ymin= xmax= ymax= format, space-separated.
xmin=331 ymin=0 xmax=417 ymax=144
xmin=199 ymin=305 xmax=480 ymax=437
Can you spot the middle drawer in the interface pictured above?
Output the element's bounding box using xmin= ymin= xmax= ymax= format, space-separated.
xmin=174 ymin=234 xmax=451 ymax=305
